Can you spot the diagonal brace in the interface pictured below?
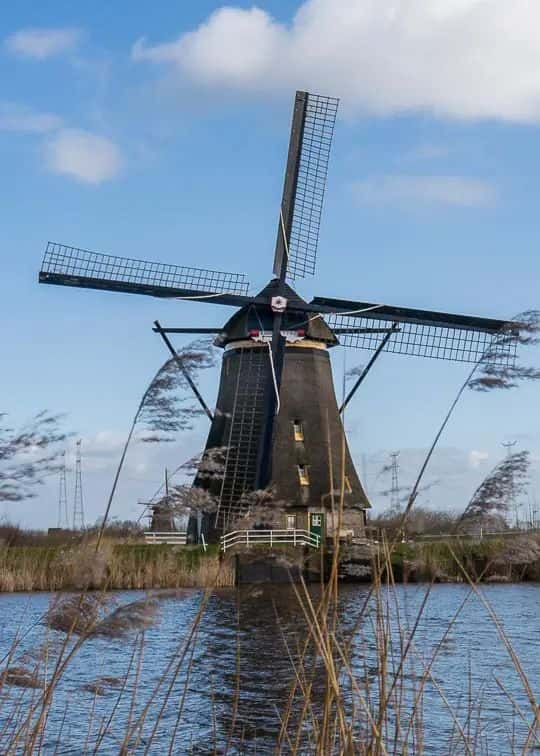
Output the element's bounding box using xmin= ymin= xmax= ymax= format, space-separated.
xmin=153 ymin=320 xmax=214 ymax=422
xmin=339 ymin=325 xmax=399 ymax=414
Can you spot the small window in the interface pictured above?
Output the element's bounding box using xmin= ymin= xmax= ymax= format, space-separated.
xmin=293 ymin=420 xmax=304 ymax=442
xmin=298 ymin=465 xmax=310 ymax=486
xmin=286 ymin=514 xmax=296 ymax=530
xmin=312 ymin=514 xmax=322 ymax=526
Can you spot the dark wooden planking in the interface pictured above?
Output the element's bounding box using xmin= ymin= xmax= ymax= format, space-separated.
xmin=39 ymin=272 xmax=256 ymax=309
xmin=311 ymin=296 xmax=510 ymax=334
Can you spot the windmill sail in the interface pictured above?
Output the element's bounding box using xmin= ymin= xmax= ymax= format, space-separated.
xmin=258 ymin=91 xmax=339 ymax=490
xmin=37 ymin=86 xmax=519 ymax=551
xmin=39 ymin=242 xmax=250 ymax=303
xmin=311 ymin=296 xmax=515 ymax=366
xmin=273 ymin=92 xmax=339 ymax=280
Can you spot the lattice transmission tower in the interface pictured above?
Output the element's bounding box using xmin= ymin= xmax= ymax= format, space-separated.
xmin=57 ymin=452 xmax=68 ymax=528
xmin=73 ymin=440 xmax=85 ymax=530
xmin=502 ymin=440 xmax=518 ymax=526
xmin=502 ymin=440 xmax=517 ymax=457
xmin=390 ymin=452 xmax=400 ymax=510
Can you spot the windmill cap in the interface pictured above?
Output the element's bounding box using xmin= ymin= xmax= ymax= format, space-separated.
xmin=215 ymin=278 xmax=338 ymax=347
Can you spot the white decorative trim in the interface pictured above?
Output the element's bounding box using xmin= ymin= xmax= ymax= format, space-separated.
xmin=224 ymin=339 xmax=327 ymax=352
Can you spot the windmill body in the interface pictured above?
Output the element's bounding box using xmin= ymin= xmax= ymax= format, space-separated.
xmin=190 ymin=279 xmax=369 ymax=542
xmin=39 ymin=91 xmax=516 ymax=550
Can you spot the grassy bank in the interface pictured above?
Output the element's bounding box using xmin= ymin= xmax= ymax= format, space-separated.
xmin=0 ymin=542 xmax=235 ymax=592
xmin=0 ymin=536 xmax=538 ymax=751
xmin=390 ymin=534 xmax=540 ymax=583
xmin=2 ymin=534 xmax=540 ymax=591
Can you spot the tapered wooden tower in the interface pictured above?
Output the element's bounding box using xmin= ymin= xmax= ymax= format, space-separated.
xmin=190 ymin=280 xmax=369 ymax=541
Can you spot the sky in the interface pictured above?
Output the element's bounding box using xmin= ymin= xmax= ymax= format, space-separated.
xmin=1 ymin=0 xmax=540 ymax=529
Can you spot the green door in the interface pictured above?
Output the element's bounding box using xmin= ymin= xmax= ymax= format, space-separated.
xmin=309 ymin=512 xmax=324 ymax=546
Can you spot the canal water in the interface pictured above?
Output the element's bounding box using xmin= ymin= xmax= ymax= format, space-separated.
xmin=0 ymin=583 xmax=538 ymax=754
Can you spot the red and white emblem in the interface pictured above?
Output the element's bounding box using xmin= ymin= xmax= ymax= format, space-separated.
xmin=271 ymin=296 xmax=288 ymax=313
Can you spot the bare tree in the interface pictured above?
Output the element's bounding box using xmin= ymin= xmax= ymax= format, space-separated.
xmin=459 ymin=451 xmax=530 ymax=532
xmin=96 ymin=339 xmax=218 ymax=549
xmin=137 ymin=339 xmax=218 ymax=443
xmin=182 ymin=445 xmax=228 ymax=482
xmin=469 ymin=310 xmax=540 ymax=392
xmin=231 ymin=488 xmax=292 ymax=530
xmin=390 ymin=310 xmax=539 ymax=546
xmin=0 ymin=412 xmax=67 ymax=502
xmin=345 ymin=364 xmax=365 ymax=380
xmin=370 ymin=506 xmax=458 ymax=537
xmin=167 ymin=486 xmax=219 ymax=519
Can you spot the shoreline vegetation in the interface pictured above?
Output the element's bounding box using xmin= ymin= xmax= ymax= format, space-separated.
xmin=0 ymin=320 xmax=539 ymax=748
xmin=1 ymin=532 xmax=540 ymax=592
xmin=0 ymin=541 xmax=233 ymax=592
xmin=1 ymin=532 xmax=539 ymax=752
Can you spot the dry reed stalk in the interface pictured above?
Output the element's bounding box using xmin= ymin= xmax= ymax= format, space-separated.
xmin=280 ymin=520 xmax=505 ymax=754
xmin=274 ymin=425 xmax=398 ymax=752
xmin=90 ymin=636 xmax=142 ymax=754
xmin=130 ymin=559 xmax=228 ymax=752
xmin=402 ymin=584 xmax=477 ymax=748
xmin=0 ymin=666 xmax=43 ymax=690
xmin=315 ymin=323 xmax=539 ymax=752
xmin=492 ymin=674 xmax=536 ymax=745
xmin=0 ymin=545 xmax=233 ymax=593
xmin=273 ymin=599 xmax=321 ymax=751
xmin=5 ymin=593 xmax=159 ymax=752
xmin=222 ymin=596 xmax=242 ymax=755
xmin=449 ymin=546 xmax=540 ymax=748
xmin=410 ymin=647 xmax=473 ymax=755
xmin=123 ymin=577 xmax=220 ymax=750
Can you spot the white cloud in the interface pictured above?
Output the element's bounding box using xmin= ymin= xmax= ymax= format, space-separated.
xmin=469 ymin=450 xmax=489 ymax=468
xmin=352 ymin=174 xmax=497 ymax=208
xmin=133 ymin=1 xmax=540 ymax=122
xmin=44 ymin=129 xmax=122 ymax=184
xmin=0 ymin=101 xmax=62 ymax=133
xmin=5 ymin=27 xmax=81 ymax=60
xmin=133 ymin=7 xmax=284 ymax=88
xmin=82 ymin=431 xmax=127 ymax=459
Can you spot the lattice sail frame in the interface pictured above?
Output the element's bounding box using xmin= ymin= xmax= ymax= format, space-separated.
xmin=325 ymin=312 xmax=517 ymax=367
xmin=287 ymin=94 xmax=339 ymax=279
xmin=40 ymin=242 xmax=250 ymax=296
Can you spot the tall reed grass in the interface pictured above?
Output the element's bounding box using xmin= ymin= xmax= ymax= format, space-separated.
xmin=0 ymin=542 xmax=234 ymax=592
xmin=0 ymin=542 xmax=537 ymax=753
xmin=0 ymin=313 xmax=537 ymax=751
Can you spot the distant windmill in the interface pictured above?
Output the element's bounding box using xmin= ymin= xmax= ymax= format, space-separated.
xmin=39 ymin=91 xmax=515 ymax=544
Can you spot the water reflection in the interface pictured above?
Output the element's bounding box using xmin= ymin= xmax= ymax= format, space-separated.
xmin=0 ymin=584 xmax=538 ymax=754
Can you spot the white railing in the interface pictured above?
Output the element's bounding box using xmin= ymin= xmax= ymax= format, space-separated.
xmin=221 ymin=529 xmax=320 ymax=552
xmin=411 ymin=528 xmax=540 ymax=543
xmin=144 ymin=531 xmax=187 ymax=545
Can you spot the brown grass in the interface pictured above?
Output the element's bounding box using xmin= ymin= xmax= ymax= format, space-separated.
xmin=0 ymin=542 xmax=235 ymax=592
xmin=0 ymin=538 xmax=537 ymax=752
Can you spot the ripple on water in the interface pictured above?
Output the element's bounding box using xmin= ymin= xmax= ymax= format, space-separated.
xmin=0 ymin=584 xmax=538 ymax=753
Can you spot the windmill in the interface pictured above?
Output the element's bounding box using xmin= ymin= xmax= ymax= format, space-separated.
xmin=39 ymin=91 xmax=515 ymax=545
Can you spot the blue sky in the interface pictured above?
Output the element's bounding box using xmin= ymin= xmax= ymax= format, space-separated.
xmin=1 ymin=0 xmax=540 ymax=528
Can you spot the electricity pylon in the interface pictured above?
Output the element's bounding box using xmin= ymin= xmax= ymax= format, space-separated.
xmin=57 ymin=452 xmax=68 ymax=528
xmin=390 ymin=452 xmax=400 ymax=511
xmin=73 ymin=440 xmax=85 ymax=530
